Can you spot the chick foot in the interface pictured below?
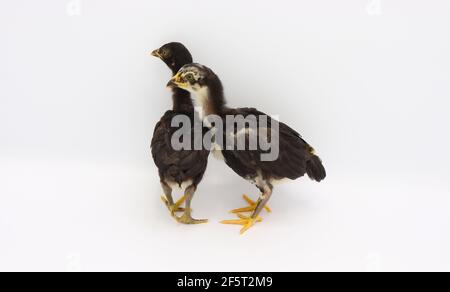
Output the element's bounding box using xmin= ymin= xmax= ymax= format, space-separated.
xmin=220 ymin=213 xmax=263 ymax=235
xmin=230 ymin=194 xmax=272 ymax=214
xmin=176 ymin=212 xmax=208 ymax=225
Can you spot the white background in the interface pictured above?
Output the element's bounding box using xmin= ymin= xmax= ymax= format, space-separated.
xmin=1 ymin=0 xmax=450 ymax=272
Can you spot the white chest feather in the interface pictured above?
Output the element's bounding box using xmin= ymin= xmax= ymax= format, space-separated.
xmin=167 ymin=179 xmax=193 ymax=190
xmin=193 ymin=87 xmax=210 ymax=121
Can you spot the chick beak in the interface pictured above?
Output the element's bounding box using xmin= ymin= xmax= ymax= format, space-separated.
xmin=167 ymin=73 xmax=182 ymax=88
xmin=166 ymin=79 xmax=177 ymax=88
xmin=167 ymin=72 xmax=186 ymax=89
xmin=151 ymin=49 xmax=161 ymax=58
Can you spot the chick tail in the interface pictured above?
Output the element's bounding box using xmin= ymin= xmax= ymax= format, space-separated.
xmin=306 ymin=154 xmax=326 ymax=182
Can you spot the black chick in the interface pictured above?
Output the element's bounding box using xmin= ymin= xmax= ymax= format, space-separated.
xmin=167 ymin=63 xmax=326 ymax=233
xmin=150 ymin=43 xmax=209 ymax=224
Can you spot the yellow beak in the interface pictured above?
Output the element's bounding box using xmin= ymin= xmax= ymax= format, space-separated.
xmin=167 ymin=72 xmax=187 ymax=89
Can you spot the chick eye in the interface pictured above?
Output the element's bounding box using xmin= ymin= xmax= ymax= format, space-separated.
xmin=185 ymin=74 xmax=195 ymax=82
xmin=161 ymin=49 xmax=169 ymax=57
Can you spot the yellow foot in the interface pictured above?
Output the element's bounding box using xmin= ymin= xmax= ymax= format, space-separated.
xmin=220 ymin=214 xmax=263 ymax=235
xmin=176 ymin=213 xmax=208 ymax=225
xmin=230 ymin=194 xmax=272 ymax=214
xmin=160 ymin=195 xmax=188 ymax=215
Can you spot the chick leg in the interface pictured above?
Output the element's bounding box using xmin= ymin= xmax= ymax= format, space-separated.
xmin=222 ymin=184 xmax=273 ymax=234
xmin=160 ymin=181 xmax=185 ymax=217
xmin=176 ymin=185 xmax=208 ymax=224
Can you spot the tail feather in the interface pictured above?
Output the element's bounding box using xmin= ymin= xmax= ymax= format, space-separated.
xmin=306 ymin=154 xmax=326 ymax=182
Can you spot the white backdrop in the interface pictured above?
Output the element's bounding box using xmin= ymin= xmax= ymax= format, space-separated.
xmin=1 ymin=0 xmax=450 ymax=272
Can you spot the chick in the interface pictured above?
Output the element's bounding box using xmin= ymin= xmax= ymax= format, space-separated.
xmin=168 ymin=63 xmax=326 ymax=233
xmin=150 ymin=44 xmax=209 ymax=224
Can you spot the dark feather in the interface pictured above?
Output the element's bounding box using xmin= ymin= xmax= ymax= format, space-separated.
xmin=151 ymin=43 xmax=209 ymax=189
xmin=220 ymin=107 xmax=324 ymax=183
xmin=151 ymin=109 xmax=209 ymax=187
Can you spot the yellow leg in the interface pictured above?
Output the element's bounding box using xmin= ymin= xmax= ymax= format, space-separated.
xmin=221 ymin=214 xmax=263 ymax=235
xmin=230 ymin=194 xmax=272 ymax=214
xmin=174 ymin=195 xmax=187 ymax=209
xmin=160 ymin=195 xmax=187 ymax=214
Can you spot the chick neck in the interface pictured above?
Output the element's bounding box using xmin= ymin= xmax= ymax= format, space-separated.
xmin=193 ymin=77 xmax=227 ymax=120
xmin=170 ymin=63 xmax=194 ymax=112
